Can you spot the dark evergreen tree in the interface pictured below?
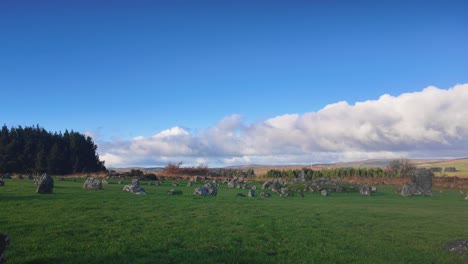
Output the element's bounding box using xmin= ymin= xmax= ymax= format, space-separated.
xmin=0 ymin=125 xmax=106 ymax=174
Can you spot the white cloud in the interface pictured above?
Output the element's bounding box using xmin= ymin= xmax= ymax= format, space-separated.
xmin=98 ymin=84 xmax=468 ymax=167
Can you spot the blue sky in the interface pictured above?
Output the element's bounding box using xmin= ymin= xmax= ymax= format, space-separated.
xmin=1 ymin=1 xmax=468 ymax=167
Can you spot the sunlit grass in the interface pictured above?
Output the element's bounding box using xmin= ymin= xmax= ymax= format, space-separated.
xmin=1 ymin=178 xmax=467 ymax=263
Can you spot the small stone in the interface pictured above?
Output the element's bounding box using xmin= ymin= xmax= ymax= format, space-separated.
xmin=259 ymin=192 xmax=271 ymax=198
xmin=321 ymin=190 xmax=328 ymax=196
xmin=167 ymin=189 xmax=182 ymax=195
xmin=359 ymin=184 xmax=371 ymax=196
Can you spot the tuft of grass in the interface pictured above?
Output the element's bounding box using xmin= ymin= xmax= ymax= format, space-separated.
xmin=0 ymin=178 xmax=467 ymax=263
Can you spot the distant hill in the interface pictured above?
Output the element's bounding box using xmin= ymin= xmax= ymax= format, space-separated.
xmin=109 ymin=158 xmax=468 ymax=178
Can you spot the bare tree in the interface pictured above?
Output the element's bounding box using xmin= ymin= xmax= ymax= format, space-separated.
xmin=386 ymin=159 xmax=416 ymax=178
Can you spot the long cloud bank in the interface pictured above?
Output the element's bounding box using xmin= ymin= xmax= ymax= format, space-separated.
xmin=100 ymin=84 xmax=468 ymax=167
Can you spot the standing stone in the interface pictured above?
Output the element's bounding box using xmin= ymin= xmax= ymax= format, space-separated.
xmin=400 ymin=168 xmax=433 ymax=196
xmin=227 ymin=179 xmax=236 ymax=188
xmin=443 ymin=238 xmax=468 ymax=259
xmin=193 ymin=183 xmax=218 ymax=196
xmin=321 ymin=189 xmax=328 ymax=196
xmin=0 ymin=234 xmax=10 ymax=264
xmin=187 ymin=181 xmax=193 ymax=187
xmin=248 ymin=189 xmax=256 ymax=197
xmin=36 ymin=173 xmax=54 ymax=194
xmin=123 ymin=179 xmax=146 ymax=194
xmin=82 ymin=177 xmax=103 ymax=190
xmin=359 ymin=184 xmax=371 ymax=196
xmin=262 ymin=181 xmax=272 ymax=190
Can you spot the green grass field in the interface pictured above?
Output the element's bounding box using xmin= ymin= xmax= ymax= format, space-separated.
xmin=1 ymin=178 xmax=467 ymax=263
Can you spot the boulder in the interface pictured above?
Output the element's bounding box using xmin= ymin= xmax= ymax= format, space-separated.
xmin=443 ymin=238 xmax=468 ymax=259
xmin=359 ymin=184 xmax=371 ymax=196
xmin=248 ymin=189 xmax=256 ymax=197
xmin=36 ymin=173 xmax=54 ymax=194
xmin=123 ymin=179 xmax=146 ymax=194
xmin=194 ymin=183 xmax=218 ymax=196
xmin=0 ymin=234 xmax=10 ymax=264
xmin=259 ymin=192 xmax=271 ymax=198
xmin=82 ymin=177 xmax=103 ymax=190
xmin=400 ymin=168 xmax=433 ymax=196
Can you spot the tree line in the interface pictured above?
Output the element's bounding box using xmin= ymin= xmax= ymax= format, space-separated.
xmin=264 ymin=167 xmax=388 ymax=179
xmin=161 ymin=162 xmax=255 ymax=178
xmin=0 ymin=125 xmax=106 ymax=175
xmin=263 ymin=160 xmax=419 ymax=179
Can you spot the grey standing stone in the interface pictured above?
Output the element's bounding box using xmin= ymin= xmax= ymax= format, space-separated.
xmin=83 ymin=177 xmax=103 ymax=190
xmin=194 ymin=183 xmax=218 ymax=196
xmin=123 ymin=178 xmax=146 ymax=194
xmin=36 ymin=173 xmax=54 ymax=194
xmin=262 ymin=181 xmax=272 ymax=190
xmin=359 ymin=184 xmax=371 ymax=196
xmin=248 ymin=189 xmax=256 ymax=197
xmin=0 ymin=234 xmax=10 ymax=264
xmin=443 ymin=238 xmax=468 ymax=259
xmin=400 ymin=168 xmax=433 ymax=196
xmin=227 ymin=179 xmax=236 ymax=188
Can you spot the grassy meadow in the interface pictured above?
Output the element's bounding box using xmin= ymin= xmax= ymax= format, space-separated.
xmin=1 ymin=178 xmax=467 ymax=263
